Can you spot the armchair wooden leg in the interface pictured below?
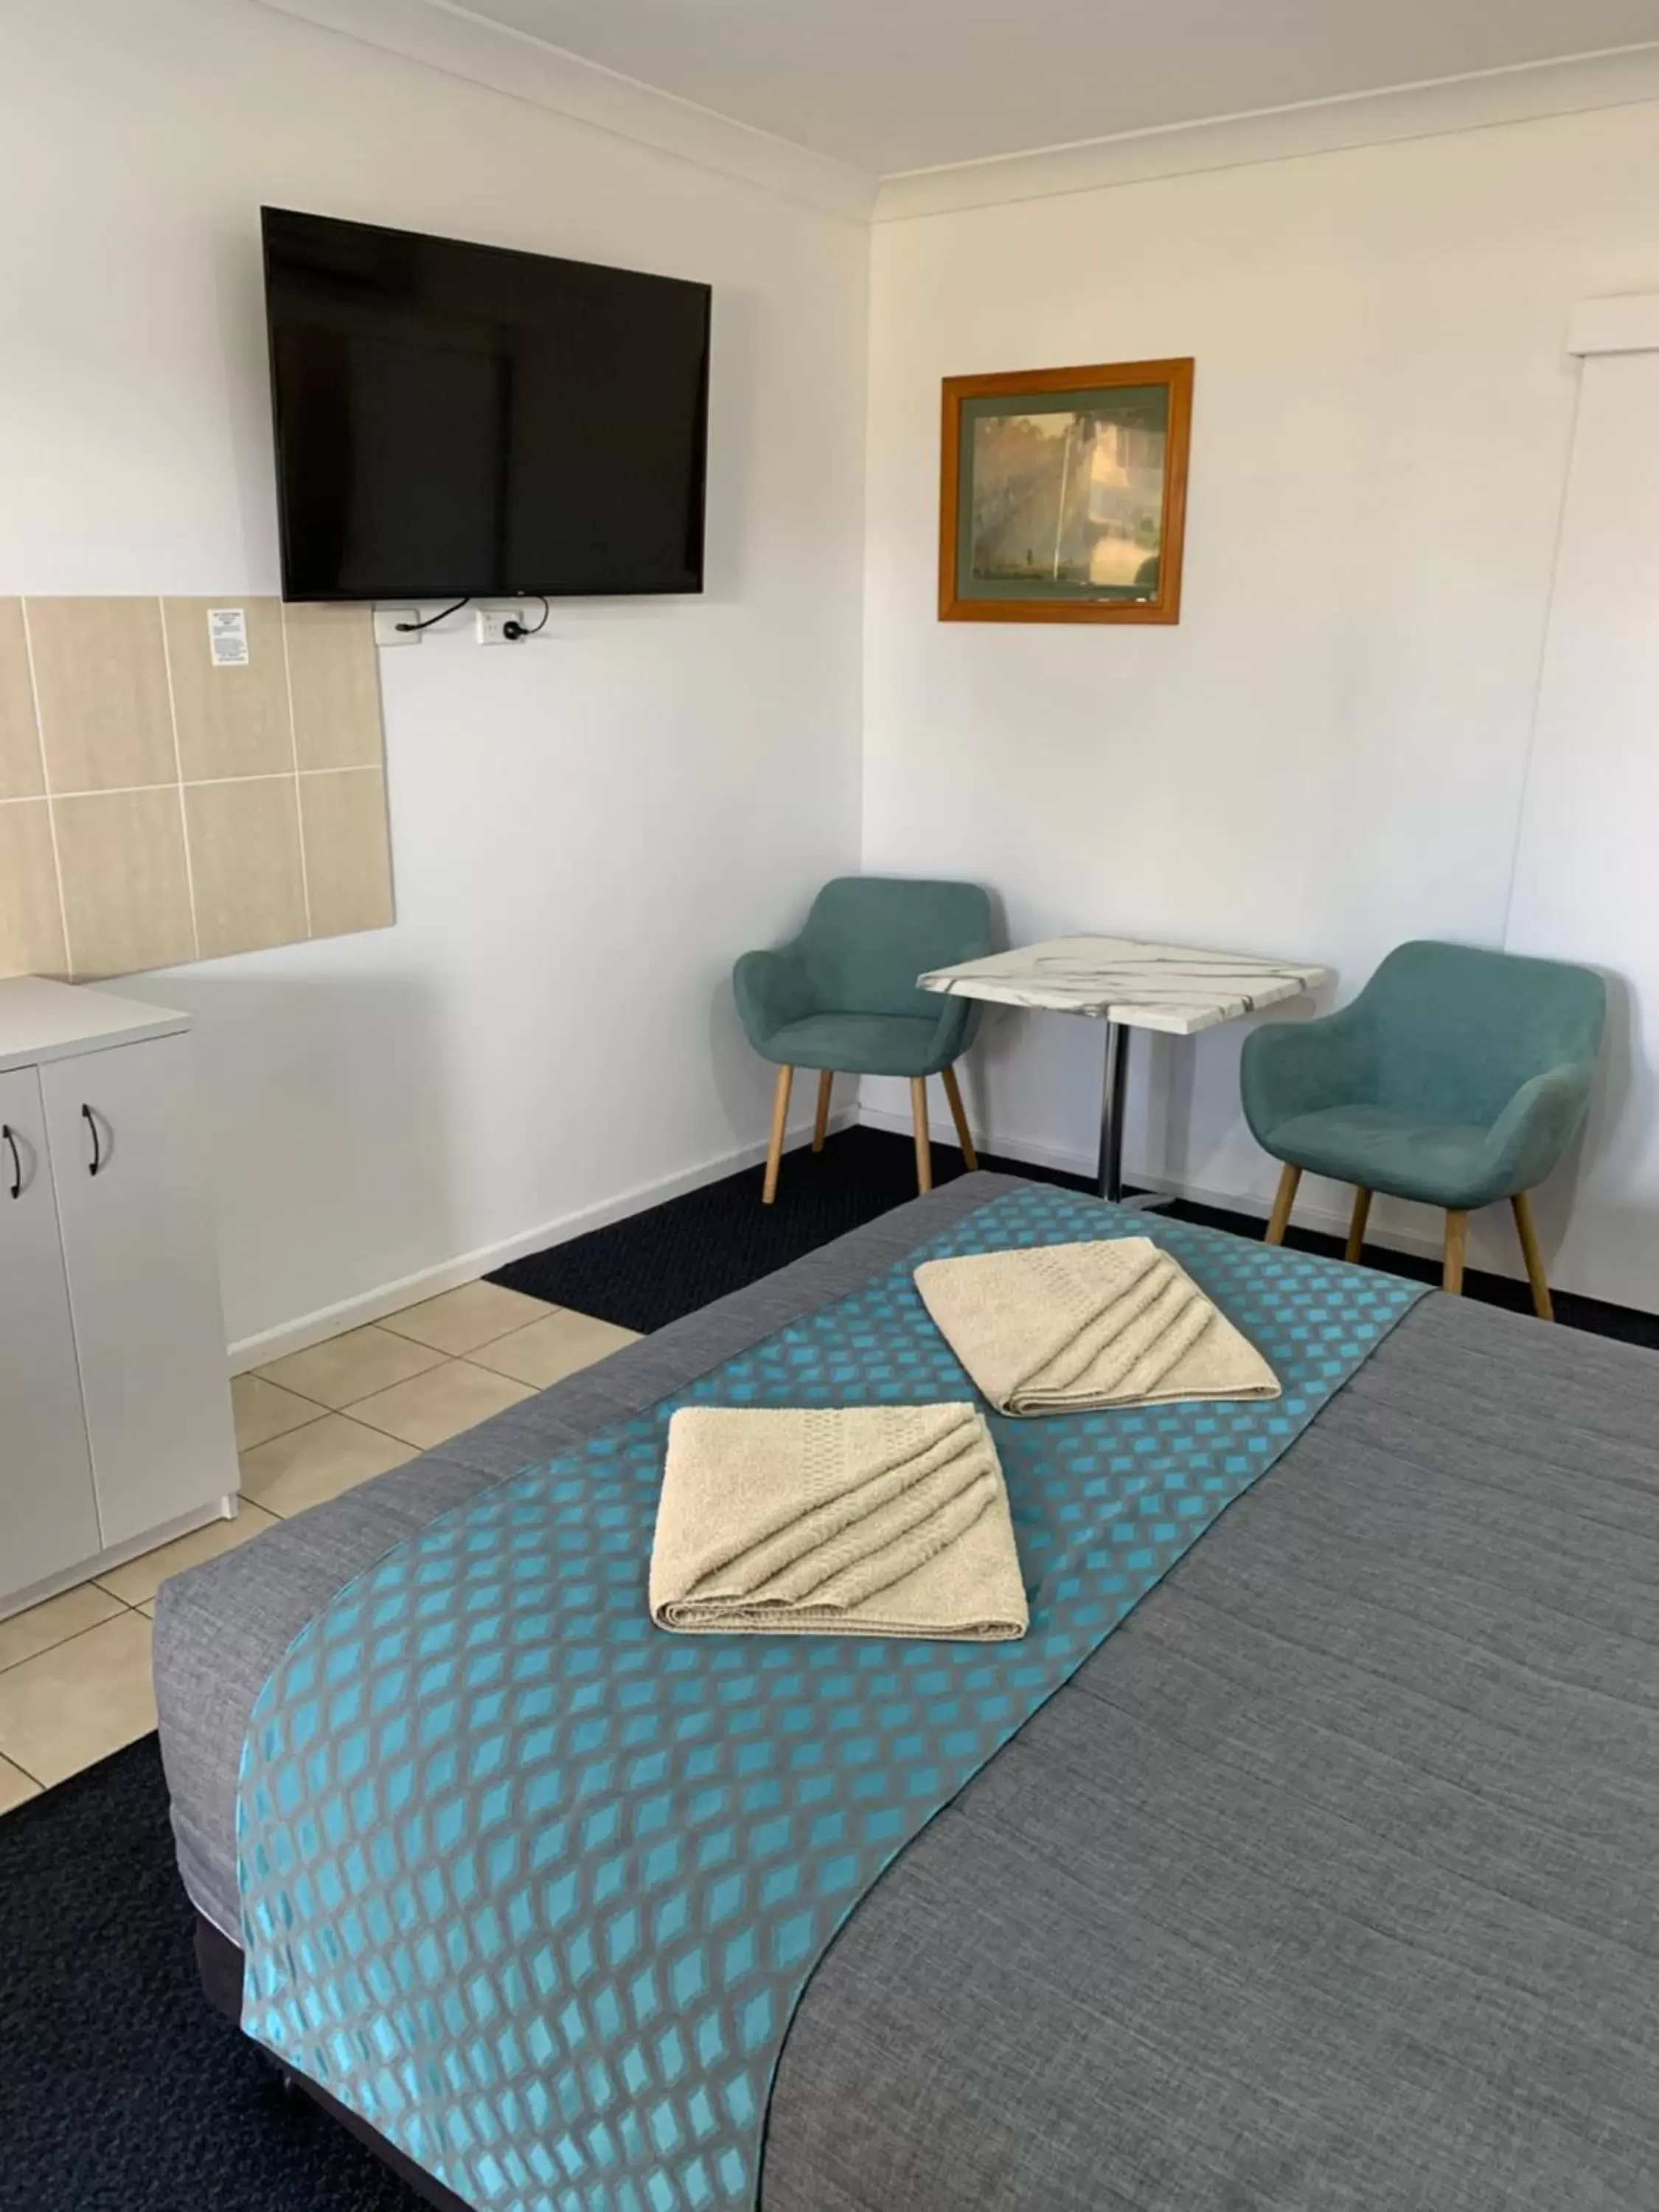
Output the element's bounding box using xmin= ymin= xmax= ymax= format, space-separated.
xmin=812 ymin=1071 xmax=833 ymax=1153
xmin=1511 ymin=1191 xmax=1554 ymax=1321
xmin=1345 ymin=1187 xmax=1372 ymax=1265
xmin=762 ymin=1066 xmax=793 ymax=1205
xmin=940 ymin=1064 xmax=978 ymax=1170
xmin=1265 ymin=1163 xmax=1301 ymax=1245
xmin=1442 ymin=1208 xmax=1470 ymax=1295
xmin=910 ymin=1076 xmax=933 ymax=1195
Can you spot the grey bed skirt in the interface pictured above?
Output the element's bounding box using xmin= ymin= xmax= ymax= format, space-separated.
xmin=155 ymin=1174 xmax=1659 ymax=2211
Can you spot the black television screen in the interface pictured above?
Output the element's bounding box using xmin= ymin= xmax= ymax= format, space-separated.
xmin=261 ymin=207 xmax=712 ymax=602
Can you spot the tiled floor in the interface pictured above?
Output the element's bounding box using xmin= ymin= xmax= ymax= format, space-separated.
xmin=0 ymin=1280 xmax=639 ymax=1813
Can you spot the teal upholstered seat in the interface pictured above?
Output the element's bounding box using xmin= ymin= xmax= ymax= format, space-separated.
xmin=734 ymin=877 xmax=993 ymax=1201
xmin=751 ymin=1012 xmax=945 ymax=1079
xmin=1256 ymin=1105 xmax=1503 ymax=1211
xmin=1241 ymin=939 xmax=1604 ymax=1314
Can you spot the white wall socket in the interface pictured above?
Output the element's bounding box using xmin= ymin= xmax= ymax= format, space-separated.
xmin=476 ymin=606 xmax=524 ymax=646
xmin=372 ymin=607 xmax=421 ymax=647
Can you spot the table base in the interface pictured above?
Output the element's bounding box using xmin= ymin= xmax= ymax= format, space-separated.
xmin=1094 ymin=1020 xmax=1170 ymax=1211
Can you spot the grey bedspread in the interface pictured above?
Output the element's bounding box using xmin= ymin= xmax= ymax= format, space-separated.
xmin=155 ymin=1174 xmax=1659 ymax=2211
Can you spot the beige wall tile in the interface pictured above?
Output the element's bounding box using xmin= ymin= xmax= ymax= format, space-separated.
xmin=55 ymin=787 xmax=195 ymax=979
xmin=0 ymin=800 xmax=68 ymax=979
xmin=284 ymin=603 xmax=383 ymax=770
xmin=0 ymin=599 xmax=44 ymax=800
xmin=0 ymin=1610 xmax=156 ymax=1787
xmin=299 ymin=768 xmax=394 ymax=941
xmin=163 ymin=598 xmax=294 ymax=780
xmin=184 ymin=775 xmax=307 ymax=961
xmin=27 ymin=597 xmax=177 ymax=794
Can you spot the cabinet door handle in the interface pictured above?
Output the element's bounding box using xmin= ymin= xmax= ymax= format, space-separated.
xmin=82 ymin=1102 xmax=104 ymax=1178
xmin=2 ymin=1124 xmax=18 ymax=1200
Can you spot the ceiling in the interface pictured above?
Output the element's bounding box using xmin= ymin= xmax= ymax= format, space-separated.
xmin=454 ymin=0 xmax=1659 ymax=176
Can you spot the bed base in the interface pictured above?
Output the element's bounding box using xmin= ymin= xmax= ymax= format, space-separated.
xmin=194 ymin=1911 xmax=470 ymax=2212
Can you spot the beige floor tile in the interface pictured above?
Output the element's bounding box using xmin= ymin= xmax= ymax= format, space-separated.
xmin=380 ymin=1279 xmax=551 ymax=1356
xmin=136 ymin=1601 xmax=156 ymax=1620
xmin=0 ymin=1612 xmax=156 ymax=1788
xmin=96 ymin=1500 xmax=281 ymax=1607
xmin=346 ymin=1360 xmax=535 ymax=1450
xmin=240 ymin=1413 xmax=418 ymax=1519
xmin=232 ymin=1371 xmax=327 ymax=1451
xmin=0 ymin=1754 xmax=41 ymax=1812
xmin=0 ymin=1582 xmax=126 ymax=1674
xmin=468 ymin=1309 xmax=641 ymax=1390
xmin=256 ymin=1324 xmax=445 ymax=1409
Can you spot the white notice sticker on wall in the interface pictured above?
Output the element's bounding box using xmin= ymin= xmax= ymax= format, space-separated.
xmin=207 ymin=607 xmax=250 ymax=667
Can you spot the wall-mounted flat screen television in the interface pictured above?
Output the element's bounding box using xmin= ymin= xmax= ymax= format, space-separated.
xmin=261 ymin=207 xmax=712 ymax=602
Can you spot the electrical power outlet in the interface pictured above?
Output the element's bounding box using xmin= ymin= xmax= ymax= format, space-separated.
xmin=372 ymin=608 xmax=421 ymax=647
xmin=476 ymin=606 xmax=525 ymax=646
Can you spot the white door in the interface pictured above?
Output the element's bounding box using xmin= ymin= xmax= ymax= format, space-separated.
xmin=0 ymin=1064 xmax=101 ymax=1598
xmin=41 ymin=1034 xmax=236 ymax=1548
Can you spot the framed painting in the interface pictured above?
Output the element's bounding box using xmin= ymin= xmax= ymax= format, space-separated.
xmin=939 ymin=358 xmax=1194 ymax=624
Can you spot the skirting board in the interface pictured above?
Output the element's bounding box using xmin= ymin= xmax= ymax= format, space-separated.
xmin=1 ymin=1492 xmax=237 ymax=1625
xmin=226 ymin=1106 xmax=860 ymax=1371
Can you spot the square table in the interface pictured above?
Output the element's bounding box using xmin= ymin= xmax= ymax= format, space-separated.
xmin=918 ymin=935 xmax=1329 ymax=1203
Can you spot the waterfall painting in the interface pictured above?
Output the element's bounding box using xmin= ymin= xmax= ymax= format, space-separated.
xmin=939 ymin=359 xmax=1193 ymax=624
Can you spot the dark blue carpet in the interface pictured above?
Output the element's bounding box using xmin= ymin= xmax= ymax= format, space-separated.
xmin=0 ymin=1735 xmax=430 ymax=2212
xmin=489 ymin=1123 xmax=1659 ymax=1347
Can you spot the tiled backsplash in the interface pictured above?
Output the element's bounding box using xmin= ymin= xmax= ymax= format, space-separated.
xmin=0 ymin=597 xmax=394 ymax=981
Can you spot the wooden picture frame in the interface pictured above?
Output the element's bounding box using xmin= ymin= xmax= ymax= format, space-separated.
xmin=939 ymin=358 xmax=1194 ymax=624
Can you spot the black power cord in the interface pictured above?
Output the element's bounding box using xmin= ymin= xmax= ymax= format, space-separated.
xmin=393 ymin=595 xmax=470 ymax=633
xmin=503 ymin=596 xmax=550 ymax=641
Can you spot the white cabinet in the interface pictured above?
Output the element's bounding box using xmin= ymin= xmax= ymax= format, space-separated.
xmin=0 ymin=978 xmax=237 ymax=1615
xmin=0 ymin=1064 xmax=100 ymax=1591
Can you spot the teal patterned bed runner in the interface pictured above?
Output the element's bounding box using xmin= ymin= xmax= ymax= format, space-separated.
xmin=236 ymin=1186 xmax=1426 ymax=2212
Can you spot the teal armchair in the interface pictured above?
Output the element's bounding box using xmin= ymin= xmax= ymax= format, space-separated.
xmin=734 ymin=877 xmax=993 ymax=1203
xmin=1241 ymin=939 xmax=1604 ymax=1315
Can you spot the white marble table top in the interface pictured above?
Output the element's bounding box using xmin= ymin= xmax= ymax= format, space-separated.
xmin=918 ymin=935 xmax=1329 ymax=1037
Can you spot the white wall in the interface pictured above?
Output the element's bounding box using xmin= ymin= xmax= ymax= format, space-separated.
xmin=8 ymin=5 xmax=1659 ymax=1335
xmin=1506 ymin=331 xmax=1659 ymax=1312
xmin=0 ymin=0 xmax=869 ymax=1354
xmin=861 ymin=101 xmax=1659 ymax=1304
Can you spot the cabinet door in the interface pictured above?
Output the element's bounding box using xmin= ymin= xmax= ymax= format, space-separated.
xmin=40 ymin=1034 xmax=236 ymax=1548
xmin=0 ymin=1064 xmax=101 ymax=1596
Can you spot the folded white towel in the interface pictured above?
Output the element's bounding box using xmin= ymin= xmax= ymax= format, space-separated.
xmin=650 ymin=1402 xmax=1027 ymax=1640
xmin=914 ymin=1237 xmax=1279 ymax=1417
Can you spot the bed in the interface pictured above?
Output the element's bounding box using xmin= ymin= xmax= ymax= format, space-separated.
xmin=155 ymin=1173 xmax=1659 ymax=2210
